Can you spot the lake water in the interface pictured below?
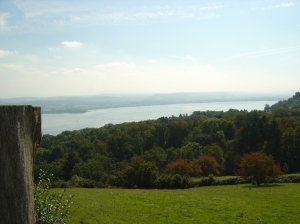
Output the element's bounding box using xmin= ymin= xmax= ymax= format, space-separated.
xmin=42 ymin=101 xmax=277 ymax=135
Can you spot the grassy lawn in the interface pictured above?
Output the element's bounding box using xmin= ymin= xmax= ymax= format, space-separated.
xmin=191 ymin=176 xmax=237 ymax=182
xmin=56 ymin=183 xmax=300 ymax=224
xmin=192 ymin=173 xmax=300 ymax=182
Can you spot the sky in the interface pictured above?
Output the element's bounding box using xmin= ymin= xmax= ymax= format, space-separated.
xmin=0 ymin=0 xmax=299 ymax=98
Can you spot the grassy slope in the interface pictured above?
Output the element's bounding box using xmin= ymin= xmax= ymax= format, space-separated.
xmin=59 ymin=183 xmax=300 ymax=224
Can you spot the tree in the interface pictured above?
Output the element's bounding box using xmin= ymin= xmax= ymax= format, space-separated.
xmin=194 ymin=156 xmax=220 ymax=176
xmin=165 ymin=159 xmax=195 ymax=176
xmin=72 ymin=156 xmax=111 ymax=186
xmin=176 ymin=142 xmax=201 ymax=160
xmin=142 ymin=146 xmax=167 ymax=171
xmin=201 ymin=118 xmax=235 ymax=141
xmin=263 ymin=119 xmax=282 ymax=162
xmin=166 ymin=119 xmax=188 ymax=148
xmin=201 ymin=143 xmax=224 ymax=170
xmin=281 ymin=126 xmax=300 ymax=173
xmin=61 ymin=151 xmax=81 ymax=181
xmin=123 ymin=156 xmax=158 ymax=188
xmin=237 ymin=151 xmax=283 ymax=186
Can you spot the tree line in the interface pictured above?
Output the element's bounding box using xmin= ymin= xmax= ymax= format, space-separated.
xmin=35 ymin=93 xmax=300 ymax=188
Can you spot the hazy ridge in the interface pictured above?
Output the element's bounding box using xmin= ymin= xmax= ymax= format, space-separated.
xmin=0 ymin=92 xmax=290 ymax=114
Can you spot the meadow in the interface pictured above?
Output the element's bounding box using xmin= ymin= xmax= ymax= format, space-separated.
xmin=60 ymin=183 xmax=300 ymax=224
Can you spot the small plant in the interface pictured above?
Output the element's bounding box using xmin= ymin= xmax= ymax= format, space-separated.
xmin=34 ymin=169 xmax=74 ymax=224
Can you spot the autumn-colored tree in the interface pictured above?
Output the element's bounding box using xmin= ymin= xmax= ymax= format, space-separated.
xmin=165 ymin=159 xmax=195 ymax=176
xmin=201 ymin=143 xmax=224 ymax=169
xmin=123 ymin=156 xmax=159 ymax=188
xmin=194 ymin=156 xmax=220 ymax=176
xmin=237 ymin=151 xmax=283 ymax=186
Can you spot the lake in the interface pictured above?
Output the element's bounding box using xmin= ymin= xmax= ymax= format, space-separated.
xmin=42 ymin=100 xmax=277 ymax=135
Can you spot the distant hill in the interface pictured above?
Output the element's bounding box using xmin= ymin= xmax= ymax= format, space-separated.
xmin=0 ymin=92 xmax=291 ymax=114
xmin=270 ymin=92 xmax=300 ymax=109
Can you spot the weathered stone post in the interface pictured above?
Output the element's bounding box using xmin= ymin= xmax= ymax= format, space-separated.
xmin=0 ymin=105 xmax=41 ymax=224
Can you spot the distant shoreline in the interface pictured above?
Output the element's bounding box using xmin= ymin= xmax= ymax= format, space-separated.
xmin=2 ymin=92 xmax=289 ymax=114
xmin=42 ymin=99 xmax=279 ymax=114
xmin=42 ymin=100 xmax=279 ymax=135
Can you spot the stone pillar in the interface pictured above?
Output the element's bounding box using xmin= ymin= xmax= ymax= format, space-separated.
xmin=0 ymin=105 xmax=41 ymax=224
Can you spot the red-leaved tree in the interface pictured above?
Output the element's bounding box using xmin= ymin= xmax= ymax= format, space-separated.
xmin=165 ymin=159 xmax=195 ymax=176
xmin=194 ymin=156 xmax=220 ymax=176
xmin=237 ymin=151 xmax=283 ymax=186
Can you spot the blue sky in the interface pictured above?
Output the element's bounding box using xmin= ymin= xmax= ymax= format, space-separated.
xmin=0 ymin=0 xmax=299 ymax=98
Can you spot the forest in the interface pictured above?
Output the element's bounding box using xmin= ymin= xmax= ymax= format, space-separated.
xmin=35 ymin=92 xmax=300 ymax=188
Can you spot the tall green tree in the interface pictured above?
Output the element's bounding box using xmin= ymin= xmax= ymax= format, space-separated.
xmin=61 ymin=151 xmax=81 ymax=181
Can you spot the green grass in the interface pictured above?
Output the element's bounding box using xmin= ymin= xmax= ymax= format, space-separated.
xmin=192 ymin=175 xmax=237 ymax=182
xmin=56 ymin=183 xmax=300 ymax=224
xmin=192 ymin=173 xmax=300 ymax=182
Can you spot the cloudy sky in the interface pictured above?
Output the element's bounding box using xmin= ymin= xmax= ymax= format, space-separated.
xmin=0 ymin=0 xmax=299 ymax=98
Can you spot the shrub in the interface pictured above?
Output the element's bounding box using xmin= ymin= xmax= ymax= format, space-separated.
xmin=52 ymin=179 xmax=69 ymax=188
xmin=170 ymin=174 xmax=183 ymax=188
xmin=80 ymin=178 xmax=99 ymax=188
xmin=68 ymin=175 xmax=85 ymax=187
xmin=34 ymin=169 xmax=74 ymax=224
xmin=155 ymin=174 xmax=191 ymax=189
xmin=198 ymin=176 xmax=215 ymax=186
xmin=155 ymin=174 xmax=172 ymax=189
xmin=181 ymin=175 xmax=192 ymax=188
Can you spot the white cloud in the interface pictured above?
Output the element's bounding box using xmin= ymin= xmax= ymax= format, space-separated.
xmin=1 ymin=56 xmax=299 ymax=97
xmin=186 ymin=64 xmax=212 ymax=72
xmin=252 ymin=2 xmax=296 ymax=10
xmin=49 ymin=68 xmax=85 ymax=77
xmin=25 ymin=55 xmax=40 ymax=63
xmin=172 ymin=55 xmax=203 ymax=61
xmin=12 ymin=0 xmax=226 ymax=22
xmin=12 ymin=0 xmax=86 ymax=18
xmin=34 ymin=62 xmax=147 ymax=96
xmin=0 ymin=49 xmax=17 ymax=58
xmin=62 ymin=41 xmax=82 ymax=48
xmin=0 ymin=63 xmax=25 ymax=72
xmin=0 ymin=63 xmax=42 ymax=79
xmin=275 ymin=2 xmax=295 ymax=8
xmin=94 ymin=62 xmax=136 ymax=70
xmin=48 ymin=47 xmax=59 ymax=51
xmin=6 ymin=2 xmax=226 ymax=32
xmin=222 ymin=46 xmax=300 ymax=61
xmin=0 ymin=13 xmax=9 ymax=30
xmin=74 ymin=4 xmax=225 ymax=25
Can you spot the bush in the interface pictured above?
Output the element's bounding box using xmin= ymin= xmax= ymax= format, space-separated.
xmin=181 ymin=175 xmax=192 ymax=188
xmin=170 ymin=174 xmax=183 ymax=188
xmin=155 ymin=174 xmax=191 ymax=189
xmin=198 ymin=176 xmax=214 ymax=186
xmin=68 ymin=175 xmax=101 ymax=188
xmin=68 ymin=175 xmax=85 ymax=187
xmin=265 ymin=175 xmax=300 ymax=183
xmin=34 ymin=169 xmax=74 ymax=224
xmin=52 ymin=179 xmax=69 ymax=188
xmin=80 ymin=179 xmax=99 ymax=188
xmin=155 ymin=174 xmax=172 ymax=189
